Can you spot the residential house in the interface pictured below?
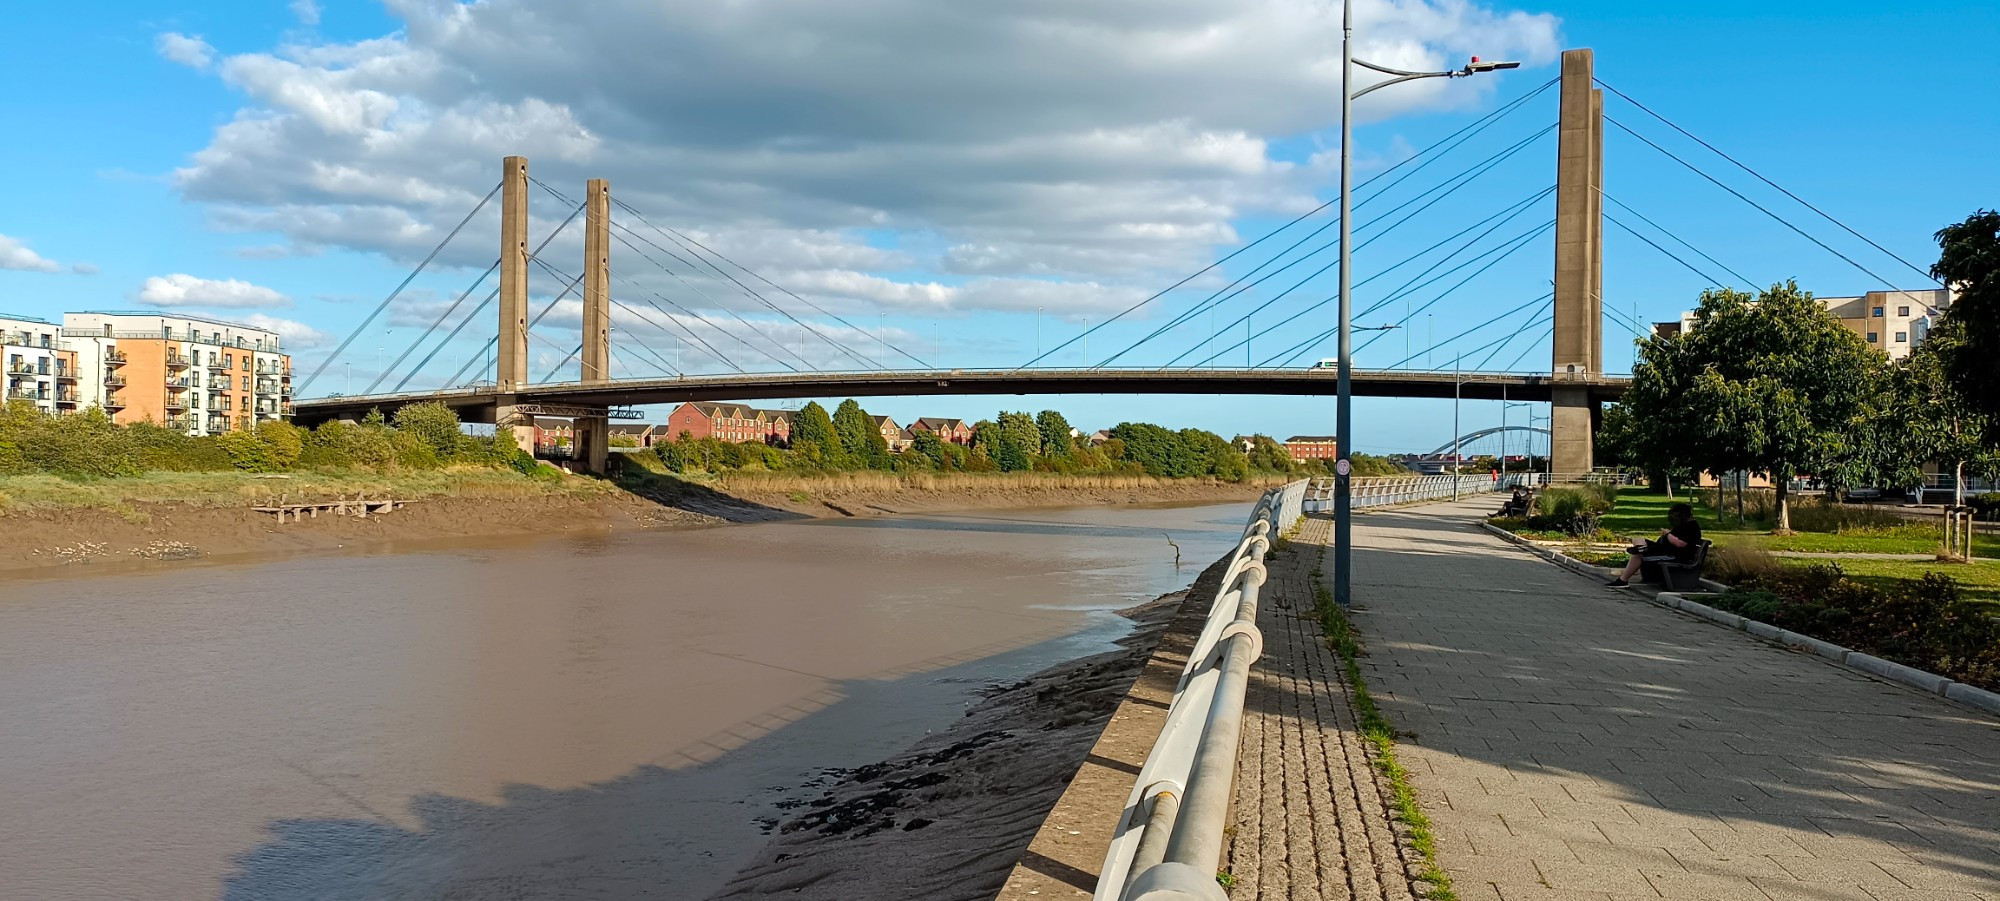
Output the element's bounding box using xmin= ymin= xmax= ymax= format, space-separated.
xmin=870 ymin=415 xmax=911 ymax=452
xmin=907 ymin=417 xmax=974 ymax=446
xmin=1286 ymin=436 xmax=1339 ymax=460
xmin=664 ymin=402 xmax=793 ymax=445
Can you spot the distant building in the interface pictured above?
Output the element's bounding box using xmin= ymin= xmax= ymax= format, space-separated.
xmin=869 ymin=415 xmax=911 ymax=452
xmin=607 ymin=423 xmax=655 ymax=446
xmin=61 ymin=311 xmax=291 ymax=435
xmin=0 ymin=314 xmax=74 ymax=416
xmin=1286 ymin=436 xmax=1339 ymax=460
xmin=907 ymin=417 xmax=974 ymax=446
xmin=1662 ymin=287 xmax=1953 ymax=362
xmin=1088 ymin=429 xmax=1113 ymax=446
xmin=663 ymin=403 xmax=792 ymax=445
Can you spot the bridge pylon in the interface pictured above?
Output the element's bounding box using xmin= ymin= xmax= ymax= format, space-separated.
xmin=1550 ymin=48 xmax=1604 ymax=477
xmin=573 ymin=177 xmax=612 ymax=473
xmin=495 ymin=155 xmax=535 ymax=454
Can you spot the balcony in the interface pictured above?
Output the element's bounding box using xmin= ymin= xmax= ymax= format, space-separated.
xmin=166 ymin=415 xmax=198 ymax=431
xmin=207 ymin=359 xmax=231 ymax=373
xmin=105 ymin=350 xmax=127 ymax=366
xmin=165 ymin=355 xmax=191 ymax=370
xmin=5 ymin=363 xmax=39 ymax=377
xmin=7 ymin=386 xmax=42 ymax=401
xmin=255 ymin=380 xmax=279 ymax=394
xmin=163 ymin=395 xmax=190 ymax=411
xmin=102 ymin=373 xmax=127 ymax=387
xmin=166 ymin=377 xmax=192 ymax=388
xmin=55 ymin=369 xmax=77 ymax=381
xmin=281 ymin=384 xmax=293 ymax=396
xmin=55 ymin=391 xmax=79 ymax=405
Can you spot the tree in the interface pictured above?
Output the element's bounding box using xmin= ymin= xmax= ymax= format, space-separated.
xmin=392 ymin=401 xmax=464 ymax=461
xmin=791 ymin=402 xmax=838 ymax=467
xmin=1931 ymin=210 xmax=2000 ymax=431
xmin=1034 ymin=410 xmax=1075 ymax=457
xmin=997 ymin=412 xmax=1041 ymax=461
xmin=1110 ymin=422 xmax=1200 ymax=477
xmin=1634 ymin=282 xmax=1882 ymax=532
xmin=1887 ymin=318 xmax=1998 ymax=503
xmin=831 ymin=399 xmax=887 ymax=469
xmin=1243 ymin=435 xmax=1295 ymax=474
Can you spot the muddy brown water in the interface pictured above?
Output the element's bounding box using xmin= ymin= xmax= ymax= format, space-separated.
xmin=0 ymin=502 xmax=1247 ymax=900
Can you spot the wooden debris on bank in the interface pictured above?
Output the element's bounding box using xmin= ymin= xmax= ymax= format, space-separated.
xmin=252 ymin=493 xmax=409 ymax=524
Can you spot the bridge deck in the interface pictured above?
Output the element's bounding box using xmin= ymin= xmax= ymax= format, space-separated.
xmin=293 ymin=368 xmax=1629 ymax=424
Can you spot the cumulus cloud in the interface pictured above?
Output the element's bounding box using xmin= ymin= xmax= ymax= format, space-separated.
xmin=156 ymin=32 xmax=216 ymax=70
xmin=138 ymin=273 xmax=292 ymax=308
xmin=168 ymin=0 xmax=1561 ymax=319
xmin=0 ymin=234 xmax=60 ymax=272
xmin=240 ymin=313 xmax=328 ymax=347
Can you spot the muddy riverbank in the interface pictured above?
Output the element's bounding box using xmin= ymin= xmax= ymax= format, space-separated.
xmin=0 ymin=472 xmax=1268 ymax=577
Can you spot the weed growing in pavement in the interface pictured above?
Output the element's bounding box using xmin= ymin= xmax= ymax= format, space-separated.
xmin=1310 ymin=553 xmax=1458 ymax=901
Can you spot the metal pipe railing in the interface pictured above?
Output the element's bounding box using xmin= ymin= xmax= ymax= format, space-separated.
xmin=1097 ymin=479 xmax=1306 ymax=901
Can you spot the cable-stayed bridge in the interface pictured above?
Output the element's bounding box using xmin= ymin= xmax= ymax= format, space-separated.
xmin=293 ymin=48 xmax=1940 ymax=474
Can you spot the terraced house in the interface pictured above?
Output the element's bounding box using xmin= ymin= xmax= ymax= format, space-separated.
xmin=664 ymin=402 xmax=793 ymax=445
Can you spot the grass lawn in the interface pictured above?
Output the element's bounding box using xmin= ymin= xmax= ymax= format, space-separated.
xmin=1777 ymin=556 xmax=2000 ymax=616
xmin=1600 ymin=487 xmax=1999 ymax=557
xmin=1597 ymin=488 xmax=1756 ymax=541
xmin=0 ymin=467 xmax=607 ymax=513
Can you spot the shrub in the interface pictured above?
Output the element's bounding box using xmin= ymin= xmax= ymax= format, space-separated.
xmin=1722 ymin=565 xmax=2000 ymax=691
xmin=392 ymin=401 xmax=466 ymax=462
xmin=1523 ymin=486 xmax=1608 ymax=536
xmin=1705 ymin=542 xmax=1780 ymax=584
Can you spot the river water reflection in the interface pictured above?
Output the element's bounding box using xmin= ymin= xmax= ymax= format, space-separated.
xmin=0 ymin=501 xmax=1248 ymax=899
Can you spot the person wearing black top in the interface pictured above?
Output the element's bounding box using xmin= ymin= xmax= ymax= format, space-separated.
xmin=1607 ymin=502 xmax=1702 ymax=587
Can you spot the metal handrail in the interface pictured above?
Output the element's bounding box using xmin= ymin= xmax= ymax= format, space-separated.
xmin=1098 ymin=479 xmax=1306 ymax=900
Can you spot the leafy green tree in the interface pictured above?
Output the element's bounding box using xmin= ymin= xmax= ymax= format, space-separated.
xmin=1641 ymin=282 xmax=1882 ymax=531
xmin=997 ymin=412 xmax=1041 ymax=461
xmin=1243 ymin=435 xmax=1294 ymax=474
xmin=970 ymin=419 xmax=1002 ymax=457
xmin=1886 ymin=318 xmax=1998 ymax=503
xmin=832 ymin=399 xmax=887 ymax=468
xmin=1034 ymin=410 xmax=1075 ymax=457
xmin=790 ymin=402 xmax=838 ymax=467
xmin=1111 ymin=422 xmax=1199 ymax=477
xmin=1931 ymin=210 xmax=2000 ymax=431
xmin=392 ymin=401 xmax=464 ymax=462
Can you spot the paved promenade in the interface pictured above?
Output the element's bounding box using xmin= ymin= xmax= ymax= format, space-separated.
xmin=1348 ymin=497 xmax=2000 ymax=901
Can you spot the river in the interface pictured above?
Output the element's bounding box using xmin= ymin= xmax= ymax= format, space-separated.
xmin=0 ymin=501 xmax=1248 ymax=900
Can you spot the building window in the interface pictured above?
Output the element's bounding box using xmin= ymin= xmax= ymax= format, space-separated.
xmin=1867 ymin=332 xmax=1879 ymax=343
xmin=1871 ymin=306 xmax=1884 ymax=317
xmin=1895 ymin=331 xmax=1908 ymax=343
xmin=1898 ymin=305 xmax=1910 ymax=317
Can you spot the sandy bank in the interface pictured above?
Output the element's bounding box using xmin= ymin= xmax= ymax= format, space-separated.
xmin=0 ymin=474 xmax=1267 ymax=576
xmin=707 ymin=552 xmax=1232 ymax=901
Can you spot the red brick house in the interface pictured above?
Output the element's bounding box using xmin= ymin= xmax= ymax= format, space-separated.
xmin=870 ymin=415 xmax=912 ymax=452
xmin=664 ymin=403 xmax=793 ymax=445
xmin=1285 ymin=436 xmax=1339 ymax=460
xmin=906 ymin=417 xmax=973 ymax=446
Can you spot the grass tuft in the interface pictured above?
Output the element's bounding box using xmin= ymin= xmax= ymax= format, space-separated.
xmin=1309 ymin=551 xmax=1457 ymax=901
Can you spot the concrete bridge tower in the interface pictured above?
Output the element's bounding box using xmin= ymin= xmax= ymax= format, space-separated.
xmin=495 ymin=155 xmax=533 ymax=452
xmin=1549 ymin=48 xmax=1604 ymax=476
xmin=573 ymin=177 xmax=612 ymax=473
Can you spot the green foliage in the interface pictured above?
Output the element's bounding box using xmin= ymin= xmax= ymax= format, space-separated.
xmin=1243 ymin=434 xmax=1294 ymax=473
xmin=1522 ymin=486 xmax=1610 ymax=536
xmin=1719 ymin=565 xmax=2000 ymax=690
xmin=791 ymin=402 xmax=838 ymax=467
xmin=831 ymin=398 xmax=887 ymax=469
xmin=1932 ymin=210 xmax=2000 ymax=433
xmin=1034 ymin=410 xmax=1074 ymax=457
xmin=392 ymin=401 xmax=467 ymax=462
xmin=1625 ymin=281 xmax=1883 ymax=531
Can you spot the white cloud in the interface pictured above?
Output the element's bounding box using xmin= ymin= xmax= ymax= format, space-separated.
xmin=291 ymin=0 xmax=321 ymax=27
xmin=71 ymin=262 xmax=100 ymax=275
xmin=0 ymin=234 xmax=60 ymax=272
xmin=167 ymin=0 xmax=1561 ymax=317
xmin=240 ymin=313 xmax=328 ymax=347
xmin=138 ymin=273 xmax=292 ymax=309
xmin=156 ymin=32 xmax=216 ymax=70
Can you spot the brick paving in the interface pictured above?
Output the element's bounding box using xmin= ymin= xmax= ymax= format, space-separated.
xmin=1227 ymin=515 xmax=1416 ymax=901
xmin=1344 ymin=497 xmax=2000 ymax=901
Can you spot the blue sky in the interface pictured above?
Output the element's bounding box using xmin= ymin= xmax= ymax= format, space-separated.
xmin=1 ymin=0 xmax=1993 ymax=455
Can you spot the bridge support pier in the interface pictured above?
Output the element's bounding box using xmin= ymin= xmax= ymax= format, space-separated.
xmin=570 ymin=178 xmax=613 ymax=474
xmin=1549 ymin=48 xmax=1603 ymax=478
xmin=496 ymin=155 xmax=535 ymax=454
xmin=1550 ymin=386 xmax=1595 ymax=478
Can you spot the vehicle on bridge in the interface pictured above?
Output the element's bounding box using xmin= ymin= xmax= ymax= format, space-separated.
xmin=1312 ymin=357 xmax=1339 ymax=369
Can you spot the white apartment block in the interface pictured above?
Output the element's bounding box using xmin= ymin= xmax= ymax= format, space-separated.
xmin=1 ymin=314 xmax=80 ymax=416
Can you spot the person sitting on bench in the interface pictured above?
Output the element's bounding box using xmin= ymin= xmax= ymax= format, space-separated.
xmin=1607 ymin=502 xmax=1701 ymax=588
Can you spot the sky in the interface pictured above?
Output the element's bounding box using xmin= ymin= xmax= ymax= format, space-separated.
xmin=1 ymin=0 xmax=1994 ymax=456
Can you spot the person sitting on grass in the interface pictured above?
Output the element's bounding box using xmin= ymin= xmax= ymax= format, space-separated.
xmin=1607 ymin=502 xmax=1702 ymax=588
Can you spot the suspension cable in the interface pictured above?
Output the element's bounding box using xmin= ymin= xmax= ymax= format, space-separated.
xmin=1598 ymin=188 xmax=1755 ymax=288
xmin=299 ymin=180 xmax=500 ymax=393
xmin=1603 ymin=211 xmax=1728 ymax=287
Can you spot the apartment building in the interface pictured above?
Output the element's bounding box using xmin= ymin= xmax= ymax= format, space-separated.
xmin=1817 ymin=289 xmax=1953 ymax=361
xmin=61 ymin=312 xmax=292 ymax=435
xmin=1 ymin=314 xmax=80 ymax=415
xmin=1656 ymin=288 xmax=1954 ymax=361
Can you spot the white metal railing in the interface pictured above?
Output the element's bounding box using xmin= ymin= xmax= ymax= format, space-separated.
xmin=1097 ymin=479 xmax=1306 ymax=900
xmin=1302 ymin=473 xmax=1538 ymax=511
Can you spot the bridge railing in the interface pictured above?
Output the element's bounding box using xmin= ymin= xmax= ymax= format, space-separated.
xmin=1303 ymin=473 xmax=1538 ymax=510
xmin=1095 ymin=479 xmax=1307 ymax=900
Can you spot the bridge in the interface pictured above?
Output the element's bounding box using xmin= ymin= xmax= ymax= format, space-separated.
xmin=292 ymin=47 xmax=1911 ymax=476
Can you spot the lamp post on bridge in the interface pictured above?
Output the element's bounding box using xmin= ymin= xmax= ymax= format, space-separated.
xmin=1333 ymin=4 xmax=1517 ymax=608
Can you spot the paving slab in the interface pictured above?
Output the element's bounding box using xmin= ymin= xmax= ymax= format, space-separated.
xmin=1342 ymin=498 xmax=2000 ymax=901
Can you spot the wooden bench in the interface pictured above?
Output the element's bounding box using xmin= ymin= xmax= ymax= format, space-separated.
xmin=1641 ymin=539 xmax=1713 ymax=591
xmin=1497 ymin=488 xmax=1538 ymax=518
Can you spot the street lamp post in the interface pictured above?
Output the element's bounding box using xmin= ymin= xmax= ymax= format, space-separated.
xmin=1333 ymin=3 xmax=1516 ymax=608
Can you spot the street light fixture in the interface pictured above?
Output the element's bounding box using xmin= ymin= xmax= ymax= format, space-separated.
xmin=1333 ymin=0 xmax=1517 ymax=609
